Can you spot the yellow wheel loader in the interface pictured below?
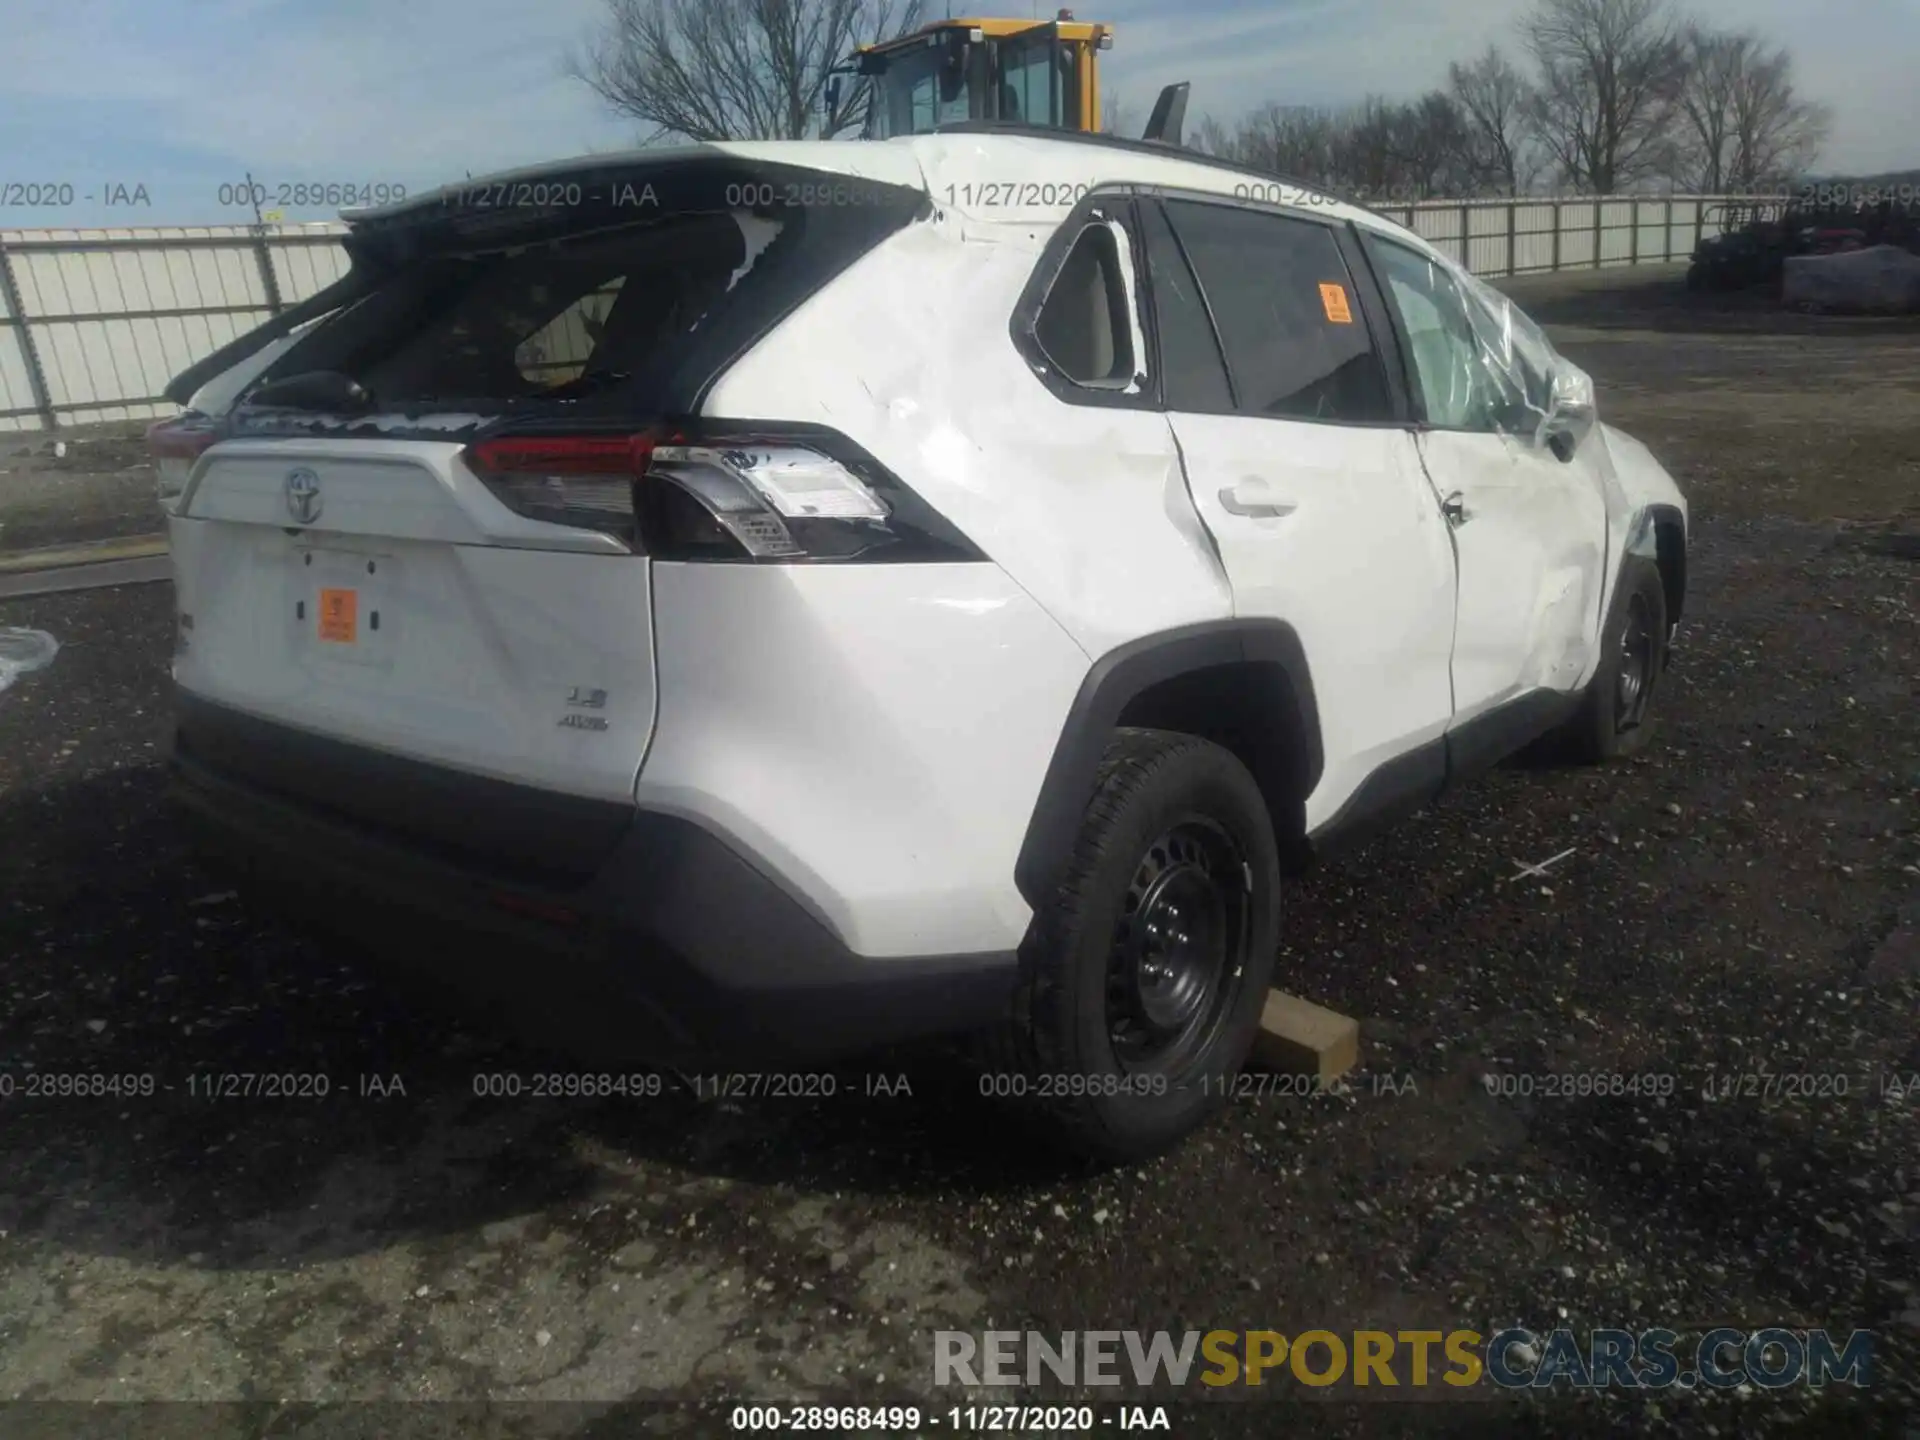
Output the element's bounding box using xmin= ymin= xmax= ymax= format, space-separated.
xmin=828 ymin=10 xmax=1189 ymax=145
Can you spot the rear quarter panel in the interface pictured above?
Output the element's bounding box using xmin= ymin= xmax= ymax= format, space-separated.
xmin=691 ymin=198 xmax=1238 ymax=956
xmin=701 ymin=199 xmax=1234 ymax=654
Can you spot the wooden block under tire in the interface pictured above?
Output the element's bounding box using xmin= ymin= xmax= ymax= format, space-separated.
xmin=1251 ymin=989 xmax=1359 ymax=1086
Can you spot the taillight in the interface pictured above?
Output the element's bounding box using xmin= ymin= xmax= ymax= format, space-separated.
xmin=465 ymin=432 xmax=657 ymax=538
xmin=462 ymin=422 xmax=982 ymax=564
xmin=146 ymin=415 xmax=219 ymax=512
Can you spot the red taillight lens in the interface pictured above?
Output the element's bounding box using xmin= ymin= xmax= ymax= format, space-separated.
xmin=146 ymin=417 xmax=219 ymax=459
xmin=460 ymin=423 xmax=983 ymax=564
xmin=147 ymin=415 xmax=219 ymax=511
xmin=466 ymin=432 xmax=660 ymax=476
xmin=464 ymin=430 xmax=660 ymax=542
xmin=488 ymin=890 xmax=580 ymax=926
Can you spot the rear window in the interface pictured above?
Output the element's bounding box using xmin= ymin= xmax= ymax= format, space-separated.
xmin=245 ymin=189 xmax=908 ymax=423
xmin=260 ymin=212 xmax=760 ymax=413
xmin=513 ymin=277 xmax=625 ymax=387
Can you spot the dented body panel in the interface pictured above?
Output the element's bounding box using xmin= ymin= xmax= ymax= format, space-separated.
xmin=165 ymin=129 xmax=1691 ymax=1068
xmin=702 ymin=199 xmax=1233 ymax=659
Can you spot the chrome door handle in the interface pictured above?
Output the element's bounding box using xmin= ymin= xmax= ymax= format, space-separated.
xmin=1440 ymin=491 xmax=1469 ymax=527
xmin=1219 ymin=485 xmax=1296 ymax=519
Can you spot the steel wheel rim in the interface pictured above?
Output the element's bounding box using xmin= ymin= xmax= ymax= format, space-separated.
xmin=1106 ymin=817 xmax=1248 ymax=1075
xmin=1615 ymin=592 xmax=1658 ymax=732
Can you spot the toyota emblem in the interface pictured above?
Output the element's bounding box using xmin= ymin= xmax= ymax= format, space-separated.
xmin=285 ymin=467 xmax=322 ymax=525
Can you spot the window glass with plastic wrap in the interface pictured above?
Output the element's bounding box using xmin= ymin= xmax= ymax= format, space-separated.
xmin=1369 ymin=235 xmax=1596 ymax=447
xmin=1452 ymin=266 xmax=1561 ymax=441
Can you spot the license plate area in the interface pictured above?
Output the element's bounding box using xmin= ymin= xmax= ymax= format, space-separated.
xmin=291 ymin=545 xmax=395 ymax=665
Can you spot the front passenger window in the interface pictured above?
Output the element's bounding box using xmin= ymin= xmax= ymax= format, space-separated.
xmin=1364 ymin=239 xmax=1505 ymax=431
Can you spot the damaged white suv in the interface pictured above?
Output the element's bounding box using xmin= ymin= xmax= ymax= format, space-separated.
xmin=158 ymin=130 xmax=1687 ymax=1160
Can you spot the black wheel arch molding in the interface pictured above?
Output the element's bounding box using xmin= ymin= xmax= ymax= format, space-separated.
xmin=1625 ymin=502 xmax=1687 ymax=630
xmin=1013 ymin=619 xmax=1323 ymax=909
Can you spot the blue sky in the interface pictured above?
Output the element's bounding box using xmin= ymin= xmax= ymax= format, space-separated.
xmin=2 ymin=0 xmax=1914 ymax=227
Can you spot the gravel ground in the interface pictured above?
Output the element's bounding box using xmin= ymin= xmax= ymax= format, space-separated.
xmin=0 ymin=267 xmax=1915 ymax=1438
xmin=0 ymin=424 xmax=164 ymax=555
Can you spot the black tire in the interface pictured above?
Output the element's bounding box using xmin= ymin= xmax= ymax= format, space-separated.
xmin=1559 ymin=561 xmax=1669 ymax=764
xmin=983 ymin=728 xmax=1281 ymax=1162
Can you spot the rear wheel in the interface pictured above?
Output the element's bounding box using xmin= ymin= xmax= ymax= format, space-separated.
xmin=1559 ymin=562 xmax=1669 ymax=763
xmin=985 ymin=729 xmax=1280 ymax=1162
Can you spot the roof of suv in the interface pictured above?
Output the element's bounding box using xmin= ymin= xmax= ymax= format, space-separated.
xmin=347 ymin=130 xmax=1398 ymax=240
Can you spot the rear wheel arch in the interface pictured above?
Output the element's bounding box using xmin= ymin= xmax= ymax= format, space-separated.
xmin=1014 ymin=621 xmax=1323 ymax=908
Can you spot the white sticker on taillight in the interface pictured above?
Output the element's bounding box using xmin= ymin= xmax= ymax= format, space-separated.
xmin=656 ymin=445 xmax=886 ymax=521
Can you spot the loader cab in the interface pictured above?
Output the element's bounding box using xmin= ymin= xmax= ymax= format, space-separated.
xmin=838 ymin=14 xmax=1111 ymax=140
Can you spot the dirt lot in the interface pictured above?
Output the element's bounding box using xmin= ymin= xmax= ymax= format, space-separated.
xmin=0 ymin=265 xmax=1915 ymax=1438
xmin=0 ymin=425 xmax=163 ymax=556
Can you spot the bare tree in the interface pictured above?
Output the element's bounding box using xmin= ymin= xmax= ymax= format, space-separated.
xmin=1229 ymin=103 xmax=1346 ymax=183
xmin=1449 ymin=46 xmax=1534 ymax=194
xmin=1201 ymin=96 xmax=1478 ymax=200
xmin=1674 ymin=28 xmax=1828 ymax=193
xmin=1335 ymin=97 xmax=1404 ymax=197
xmin=1387 ymin=92 xmax=1484 ymax=199
xmin=1675 ymin=27 xmax=1740 ymax=191
xmin=1522 ymin=0 xmax=1689 ymax=192
xmin=1187 ymin=113 xmax=1234 ymax=158
xmin=1100 ymin=90 xmax=1135 ymax=141
xmin=1723 ymin=36 xmax=1828 ymax=190
xmin=574 ymin=0 xmax=925 ymax=143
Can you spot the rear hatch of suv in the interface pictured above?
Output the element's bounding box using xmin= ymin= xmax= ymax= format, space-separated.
xmin=167 ymin=148 xmax=928 ymax=877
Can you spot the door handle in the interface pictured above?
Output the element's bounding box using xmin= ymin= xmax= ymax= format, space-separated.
xmin=1219 ymin=484 xmax=1296 ymax=519
xmin=1440 ymin=491 xmax=1470 ymax=527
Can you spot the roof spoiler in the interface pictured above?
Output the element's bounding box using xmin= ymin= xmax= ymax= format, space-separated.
xmin=162 ymin=268 xmax=370 ymax=406
xmin=1143 ymin=82 xmax=1190 ymax=147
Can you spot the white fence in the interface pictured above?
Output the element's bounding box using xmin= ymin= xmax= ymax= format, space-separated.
xmin=0 ymin=224 xmax=351 ymax=434
xmin=0 ymin=194 xmax=1770 ymax=434
xmin=1380 ymin=195 xmax=1763 ymax=279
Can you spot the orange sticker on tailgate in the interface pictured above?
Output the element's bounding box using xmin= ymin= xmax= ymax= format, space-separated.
xmin=1319 ymin=282 xmax=1354 ymax=324
xmin=317 ymin=587 xmax=358 ymax=643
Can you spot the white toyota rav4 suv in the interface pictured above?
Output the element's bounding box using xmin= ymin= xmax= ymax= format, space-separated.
xmin=158 ymin=129 xmax=1687 ymax=1160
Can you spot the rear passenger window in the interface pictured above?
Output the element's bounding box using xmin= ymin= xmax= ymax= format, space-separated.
xmin=1140 ymin=202 xmax=1233 ymax=412
xmin=1032 ymin=222 xmax=1138 ymax=388
xmin=1162 ymin=200 xmax=1393 ymax=423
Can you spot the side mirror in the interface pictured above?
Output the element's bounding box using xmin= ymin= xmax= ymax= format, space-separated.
xmin=1541 ymin=365 xmax=1596 ymax=461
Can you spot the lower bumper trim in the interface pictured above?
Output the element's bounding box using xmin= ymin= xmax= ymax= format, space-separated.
xmin=169 ymin=728 xmax=1019 ymax=1069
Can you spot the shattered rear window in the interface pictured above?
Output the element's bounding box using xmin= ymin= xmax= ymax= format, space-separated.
xmin=252 ymin=210 xmax=783 ymax=416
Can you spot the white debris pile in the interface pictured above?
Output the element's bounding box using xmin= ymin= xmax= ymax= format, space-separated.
xmin=0 ymin=627 xmax=59 ymax=695
xmin=1783 ymin=245 xmax=1920 ymax=314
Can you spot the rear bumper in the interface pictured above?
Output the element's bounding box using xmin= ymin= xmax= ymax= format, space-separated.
xmin=168 ymin=699 xmax=1019 ymax=1068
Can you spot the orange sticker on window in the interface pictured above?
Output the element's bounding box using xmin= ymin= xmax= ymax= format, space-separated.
xmin=1319 ymin=282 xmax=1354 ymax=324
xmin=317 ymin=587 xmax=357 ymax=643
